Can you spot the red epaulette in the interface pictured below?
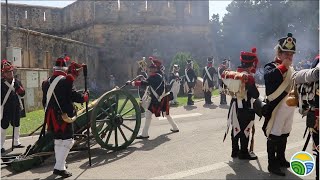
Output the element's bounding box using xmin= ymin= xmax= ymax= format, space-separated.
xmin=221 ymin=70 xmax=242 ymax=80
xmin=66 ymin=74 xmax=75 ymax=82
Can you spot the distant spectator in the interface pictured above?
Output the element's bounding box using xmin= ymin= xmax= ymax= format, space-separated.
xmin=303 ymin=61 xmax=310 ymax=69
xmin=109 ymin=74 xmax=116 ymax=89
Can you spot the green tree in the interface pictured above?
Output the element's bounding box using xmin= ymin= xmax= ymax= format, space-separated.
xmin=170 ymin=52 xmax=200 ymax=77
xmin=213 ymin=0 xmax=319 ymax=67
xmin=209 ymin=13 xmax=224 ymax=62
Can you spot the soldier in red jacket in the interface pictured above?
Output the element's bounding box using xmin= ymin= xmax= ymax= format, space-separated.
xmin=225 ymin=49 xmax=259 ymax=160
xmin=42 ymin=56 xmax=88 ymax=178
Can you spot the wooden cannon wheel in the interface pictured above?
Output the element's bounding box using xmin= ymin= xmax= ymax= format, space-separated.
xmin=90 ymin=89 xmax=141 ymax=151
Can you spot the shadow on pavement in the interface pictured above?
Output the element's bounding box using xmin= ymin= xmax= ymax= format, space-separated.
xmin=219 ymin=104 xmax=230 ymax=109
xmin=1 ymin=133 xmax=176 ymax=179
xmin=225 ymin=159 xmax=267 ymax=179
xmin=203 ymin=104 xmax=218 ymax=109
xmin=132 ymin=132 xmax=173 ymax=151
xmin=62 ymin=133 xmax=173 ymax=172
xmin=183 ymin=105 xmax=197 ymax=111
xmin=225 ymin=159 xmax=302 ymax=179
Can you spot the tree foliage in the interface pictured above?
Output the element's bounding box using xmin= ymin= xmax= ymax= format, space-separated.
xmin=209 ymin=0 xmax=319 ymax=68
xmin=170 ymin=52 xmax=200 ymax=77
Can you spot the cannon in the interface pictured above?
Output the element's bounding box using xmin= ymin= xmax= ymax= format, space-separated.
xmin=1 ymin=86 xmax=142 ymax=172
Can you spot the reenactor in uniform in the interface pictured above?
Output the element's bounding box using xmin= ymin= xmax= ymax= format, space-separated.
xmin=127 ymin=58 xmax=179 ymax=139
xmin=263 ymin=33 xmax=296 ymax=176
xmin=218 ymin=59 xmax=229 ymax=105
xmin=42 ymin=56 xmax=88 ymax=178
xmin=183 ymin=60 xmax=197 ymax=105
xmin=226 ymin=50 xmax=259 ymax=160
xmin=293 ymin=55 xmax=319 ymax=179
xmin=202 ymin=57 xmax=218 ymax=105
xmin=168 ymin=64 xmax=181 ymax=105
xmin=137 ymin=57 xmax=148 ymax=113
xmin=1 ymin=60 xmax=25 ymax=153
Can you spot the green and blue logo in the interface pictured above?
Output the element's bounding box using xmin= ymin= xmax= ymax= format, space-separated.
xmin=290 ymin=151 xmax=315 ymax=176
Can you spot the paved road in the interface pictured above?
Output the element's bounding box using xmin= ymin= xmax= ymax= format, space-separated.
xmin=1 ymin=88 xmax=317 ymax=179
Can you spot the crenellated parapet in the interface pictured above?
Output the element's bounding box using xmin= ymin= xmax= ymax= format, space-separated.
xmin=1 ymin=3 xmax=62 ymax=33
xmin=1 ymin=0 xmax=209 ymax=34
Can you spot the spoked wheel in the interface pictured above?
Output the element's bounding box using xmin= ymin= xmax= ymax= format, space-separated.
xmin=91 ymin=89 xmax=141 ymax=151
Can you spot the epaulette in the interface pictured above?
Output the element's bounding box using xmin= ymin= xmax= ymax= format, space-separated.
xmin=66 ymin=74 xmax=75 ymax=82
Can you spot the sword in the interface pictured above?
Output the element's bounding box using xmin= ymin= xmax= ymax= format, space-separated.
xmin=223 ymin=124 xmax=230 ymax=142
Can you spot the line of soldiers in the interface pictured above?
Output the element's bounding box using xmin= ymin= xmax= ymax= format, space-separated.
xmin=137 ymin=57 xmax=230 ymax=107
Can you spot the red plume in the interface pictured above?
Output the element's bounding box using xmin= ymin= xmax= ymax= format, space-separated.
xmin=251 ymin=47 xmax=257 ymax=53
xmin=64 ymin=56 xmax=70 ymax=61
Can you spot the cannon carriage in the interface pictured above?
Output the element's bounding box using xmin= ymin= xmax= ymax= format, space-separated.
xmin=1 ymin=87 xmax=142 ymax=172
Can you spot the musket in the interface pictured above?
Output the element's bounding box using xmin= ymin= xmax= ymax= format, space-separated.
xmin=83 ymin=65 xmax=92 ymax=166
xmin=28 ymin=123 xmax=44 ymax=136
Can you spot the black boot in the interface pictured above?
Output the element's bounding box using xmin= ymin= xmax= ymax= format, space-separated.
xmin=53 ymin=169 xmax=72 ymax=178
xmin=267 ymin=137 xmax=285 ymax=176
xmin=220 ymin=94 xmax=227 ymax=105
xmin=204 ymin=92 xmax=212 ymax=105
xmin=223 ymin=94 xmax=227 ymax=104
xmin=1 ymin=148 xmax=5 ymax=154
xmin=238 ymin=135 xmax=257 ymax=160
xmin=231 ymin=133 xmax=239 ymax=158
xmin=187 ymin=94 xmax=194 ymax=105
xmin=220 ymin=94 xmax=223 ymax=105
xmin=277 ymin=136 xmax=290 ymax=168
xmin=204 ymin=91 xmax=208 ymax=104
xmin=207 ymin=91 xmax=213 ymax=104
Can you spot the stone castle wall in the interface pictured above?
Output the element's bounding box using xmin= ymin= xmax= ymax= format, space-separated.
xmin=1 ymin=1 xmax=209 ymax=34
xmin=1 ymin=26 xmax=99 ymax=112
xmin=1 ymin=0 xmax=214 ymax=109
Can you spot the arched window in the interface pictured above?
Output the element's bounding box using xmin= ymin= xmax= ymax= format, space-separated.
xmin=167 ymin=0 xmax=170 ymax=8
xmin=188 ymin=1 xmax=191 ymax=14
xmin=43 ymin=12 xmax=46 ymax=21
xmin=25 ymin=11 xmax=27 ymax=19
xmin=118 ymin=0 xmax=120 ymax=11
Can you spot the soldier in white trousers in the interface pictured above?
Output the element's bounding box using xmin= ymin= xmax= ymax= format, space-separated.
xmin=127 ymin=57 xmax=179 ymax=139
xmin=169 ymin=64 xmax=181 ymax=105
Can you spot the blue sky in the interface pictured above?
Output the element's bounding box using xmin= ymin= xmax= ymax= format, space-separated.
xmin=2 ymin=0 xmax=231 ymax=21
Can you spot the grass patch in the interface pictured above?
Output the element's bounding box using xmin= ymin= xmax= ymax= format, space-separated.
xmin=6 ymin=109 xmax=44 ymax=136
xmin=6 ymin=89 xmax=219 ymax=135
xmin=172 ymin=89 xmax=219 ymax=107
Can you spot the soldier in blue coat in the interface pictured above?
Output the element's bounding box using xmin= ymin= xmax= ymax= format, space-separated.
xmin=218 ymin=59 xmax=229 ymax=105
xmin=127 ymin=58 xmax=179 ymax=139
xmin=202 ymin=57 xmax=218 ymax=105
xmin=1 ymin=60 xmax=25 ymax=153
xmin=263 ymin=33 xmax=297 ymax=176
xmin=183 ymin=60 xmax=197 ymax=105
